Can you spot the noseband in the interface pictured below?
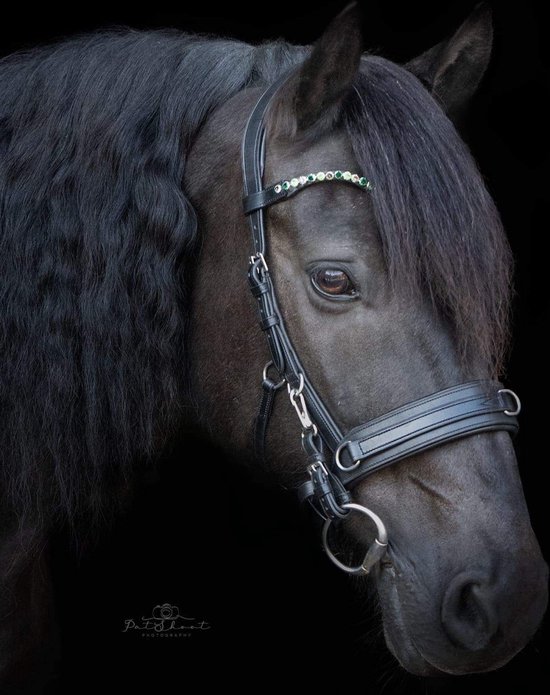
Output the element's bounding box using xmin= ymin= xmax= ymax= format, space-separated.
xmin=242 ymin=76 xmax=520 ymax=576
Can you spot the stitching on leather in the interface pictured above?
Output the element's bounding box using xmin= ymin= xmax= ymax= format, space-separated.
xmin=356 ymin=401 xmax=508 ymax=456
xmin=346 ymin=382 xmax=492 ymax=438
xmin=345 ymin=384 xmax=499 ymax=451
xmin=344 ymin=419 xmax=517 ymax=484
xmin=355 ymin=393 xmax=501 ymax=454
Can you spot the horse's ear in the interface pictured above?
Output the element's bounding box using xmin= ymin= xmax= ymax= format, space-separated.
xmin=269 ymin=3 xmax=363 ymax=137
xmin=406 ymin=3 xmax=493 ymax=120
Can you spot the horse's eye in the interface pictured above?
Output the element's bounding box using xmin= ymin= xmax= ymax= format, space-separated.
xmin=311 ymin=268 xmax=356 ymax=298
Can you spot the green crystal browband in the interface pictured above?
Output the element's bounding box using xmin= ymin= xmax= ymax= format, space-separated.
xmin=273 ymin=170 xmax=373 ymax=194
xmin=242 ymin=169 xmax=373 ymax=215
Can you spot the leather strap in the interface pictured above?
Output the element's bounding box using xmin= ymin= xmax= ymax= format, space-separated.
xmin=242 ymin=74 xmax=290 ymax=254
xmin=243 ymin=185 xmax=290 ymax=214
xmin=294 ymin=381 xmax=519 ymax=501
xmin=243 ymin=77 xmax=344 ymax=454
xmin=338 ymin=381 xmax=518 ymax=482
xmin=253 ymin=376 xmax=282 ymax=466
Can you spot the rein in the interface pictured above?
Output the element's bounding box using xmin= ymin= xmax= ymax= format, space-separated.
xmin=241 ymin=76 xmax=520 ymax=575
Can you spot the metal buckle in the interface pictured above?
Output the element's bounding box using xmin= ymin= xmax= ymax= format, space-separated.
xmin=262 ymin=361 xmax=285 ymax=389
xmin=249 ymin=252 xmax=268 ymax=272
xmin=308 ymin=459 xmax=329 ymax=476
xmin=322 ymin=502 xmax=388 ymax=575
xmin=307 ymin=460 xmax=350 ymax=521
xmin=498 ymin=388 xmax=521 ymax=417
xmin=334 ymin=440 xmax=361 ymax=471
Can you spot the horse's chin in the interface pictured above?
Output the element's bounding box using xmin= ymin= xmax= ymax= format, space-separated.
xmin=376 ymin=564 xmax=443 ymax=677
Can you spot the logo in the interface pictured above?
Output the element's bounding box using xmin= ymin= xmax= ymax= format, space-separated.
xmin=122 ymin=603 xmax=211 ymax=638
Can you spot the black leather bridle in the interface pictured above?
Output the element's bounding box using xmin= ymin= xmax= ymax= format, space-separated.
xmin=242 ymin=75 xmax=521 ymax=575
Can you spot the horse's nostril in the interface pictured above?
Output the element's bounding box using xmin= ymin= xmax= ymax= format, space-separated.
xmin=441 ymin=573 xmax=498 ymax=651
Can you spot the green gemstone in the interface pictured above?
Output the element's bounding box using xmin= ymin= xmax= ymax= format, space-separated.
xmin=359 ymin=177 xmax=367 ymax=187
xmin=282 ymin=181 xmax=290 ymax=190
xmin=335 ymin=170 xmax=343 ymax=179
xmin=307 ymin=174 xmax=315 ymax=182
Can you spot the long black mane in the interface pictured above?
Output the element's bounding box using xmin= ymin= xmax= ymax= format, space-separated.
xmin=344 ymin=59 xmax=511 ymax=372
xmin=0 ymin=30 xmax=511 ymax=528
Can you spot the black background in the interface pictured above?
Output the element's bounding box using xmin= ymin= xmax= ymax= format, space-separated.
xmin=1 ymin=1 xmax=548 ymax=692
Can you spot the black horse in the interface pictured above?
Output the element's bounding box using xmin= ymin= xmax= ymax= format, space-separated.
xmin=0 ymin=3 xmax=546 ymax=688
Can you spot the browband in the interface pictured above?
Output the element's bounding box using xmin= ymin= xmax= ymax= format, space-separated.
xmin=243 ymin=169 xmax=372 ymax=214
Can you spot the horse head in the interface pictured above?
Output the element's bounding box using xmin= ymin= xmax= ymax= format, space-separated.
xmin=186 ymin=4 xmax=547 ymax=675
